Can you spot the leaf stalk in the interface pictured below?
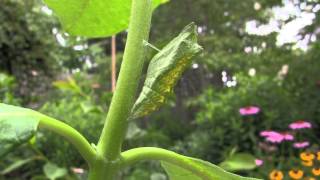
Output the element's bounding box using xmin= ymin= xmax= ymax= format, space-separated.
xmin=120 ymin=147 xmax=213 ymax=179
xmin=39 ymin=115 xmax=96 ymax=165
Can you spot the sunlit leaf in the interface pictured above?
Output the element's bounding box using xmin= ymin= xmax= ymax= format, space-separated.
xmin=0 ymin=73 xmax=14 ymax=87
xmin=52 ymin=77 xmax=83 ymax=95
xmin=43 ymin=0 xmax=169 ymax=37
xmin=162 ymin=157 xmax=261 ymax=180
xmin=219 ymin=153 xmax=257 ymax=172
xmin=152 ymin=0 xmax=170 ymax=9
xmin=130 ymin=23 xmax=202 ymax=119
xmin=43 ymin=162 xmax=67 ymax=180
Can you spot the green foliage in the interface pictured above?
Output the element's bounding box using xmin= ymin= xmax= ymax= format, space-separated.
xmin=0 ymin=157 xmax=36 ymax=175
xmin=0 ymin=73 xmax=20 ymax=105
xmin=0 ymin=0 xmax=86 ymax=103
xmin=52 ymin=77 xmax=83 ymax=95
xmin=39 ymin=76 xmax=108 ymax=166
xmin=131 ymin=23 xmax=202 ymax=119
xmin=219 ymin=153 xmax=257 ymax=172
xmin=2 ymin=0 xmax=320 ymax=179
xmin=44 ymin=0 xmax=168 ymax=37
xmin=162 ymin=157 xmax=260 ymax=180
xmin=0 ymin=104 xmax=41 ymax=157
xmin=43 ymin=162 xmax=67 ymax=180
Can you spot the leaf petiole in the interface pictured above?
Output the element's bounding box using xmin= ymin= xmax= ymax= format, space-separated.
xmin=120 ymin=147 xmax=212 ymax=179
xmin=38 ymin=114 xmax=96 ymax=165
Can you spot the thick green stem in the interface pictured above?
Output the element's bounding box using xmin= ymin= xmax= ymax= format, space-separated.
xmin=87 ymin=155 xmax=119 ymax=180
xmin=97 ymin=0 xmax=152 ymax=159
xmin=38 ymin=115 xmax=96 ymax=165
xmin=90 ymin=0 xmax=153 ymax=179
xmin=121 ymin=147 xmax=212 ymax=179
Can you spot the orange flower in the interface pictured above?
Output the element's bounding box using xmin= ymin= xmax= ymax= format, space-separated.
xmin=317 ymin=151 xmax=320 ymax=160
xmin=269 ymin=170 xmax=284 ymax=180
xmin=300 ymin=152 xmax=315 ymax=161
xmin=302 ymin=160 xmax=313 ymax=167
xmin=289 ymin=170 xmax=304 ymax=179
xmin=312 ymin=168 xmax=320 ymax=176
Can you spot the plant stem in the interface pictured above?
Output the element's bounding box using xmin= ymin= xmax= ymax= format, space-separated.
xmin=38 ymin=114 xmax=96 ymax=165
xmin=97 ymin=0 xmax=152 ymax=159
xmin=120 ymin=147 xmax=213 ymax=179
xmin=90 ymin=0 xmax=153 ymax=179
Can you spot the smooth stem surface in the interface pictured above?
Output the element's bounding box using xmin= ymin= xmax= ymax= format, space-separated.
xmin=121 ymin=147 xmax=212 ymax=179
xmin=97 ymin=0 xmax=152 ymax=159
xmin=38 ymin=114 xmax=96 ymax=165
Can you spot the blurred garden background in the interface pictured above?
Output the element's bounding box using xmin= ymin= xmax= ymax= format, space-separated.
xmin=1 ymin=0 xmax=320 ymax=179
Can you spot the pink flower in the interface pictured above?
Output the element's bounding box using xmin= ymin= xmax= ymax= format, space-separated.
xmin=260 ymin=130 xmax=294 ymax=143
xmin=255 ymin=159 xmax=264 ymax=166
xmin=289 ymin=120 xmax=312 ymax=130
xmin=293 ymin=141 xmax=310 ymax=149
xmin=266 ymin=132 xmax=284 ymax=143
xmin=281 ymin=132 xmax=294 ymax=141
xmin=239 ymin=106 xmax=260 ymax=116
xmin=260 ymin=130 xmax=278 ymax=137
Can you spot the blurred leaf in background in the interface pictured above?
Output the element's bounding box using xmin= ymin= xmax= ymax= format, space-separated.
xmin=219 ymin=153 xmax=257 ymax=172
xmin=43 ymin=162 xmax=67 ymax=180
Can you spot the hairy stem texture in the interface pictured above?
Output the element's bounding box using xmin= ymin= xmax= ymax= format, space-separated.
xmin=88 ymin=0 xmax=153 ymax=179
xmin=97 ymin=0 xmax=152 ymax=161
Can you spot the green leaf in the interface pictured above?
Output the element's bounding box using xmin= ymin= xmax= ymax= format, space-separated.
xmin=30 ymin=176 xmax=48 ymax=180
xmin=80 ymin=101 xmax=102 ymax=114
xmin=162 ymin=157 xmax=261 ymax=180
xmin=43 ymin=162 xmax=67 ymax=180
xmin=219 ymin=153 xmax=257 ymax=172
xmin=0 ymin=73 xmax=14 ymax=87
xmin=43 ymin=0 xmax=169 ymax=37
xmin=152 ymin=0 xmax=170 ymax=9
xmin=0 ymin=104 xmax=42 ymax=157
xmin=130 ymin=23 xmax=202 ymax=119
xmin=150 ymin=173 xmax=167 ymax=180
xmin=1 ymin=157 xmax=36 ymax=175
xmin=125 ymin=122 xmax=146 ymax=139
xmin=52 ymin=77 xmax=83 ymax=95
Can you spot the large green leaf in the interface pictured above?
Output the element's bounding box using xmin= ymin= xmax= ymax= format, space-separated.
xmin=162 ymin=157 xmax=261 ymax=180
xmin=130 ymin=23 xmax=202 ymax=119
xmin=219 ymin=153 xmax=257 ymax=172
xmin=0 ymin=103 xmax=43 ymax=157
xmin=43 ymin=0 xmax=169 ymax=37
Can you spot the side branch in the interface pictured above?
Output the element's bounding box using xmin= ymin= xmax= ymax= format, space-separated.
xmin=120 ymin=147 xmax=212 ymax=179
xmin=39 ymin=115 xmax=96 ymax=165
